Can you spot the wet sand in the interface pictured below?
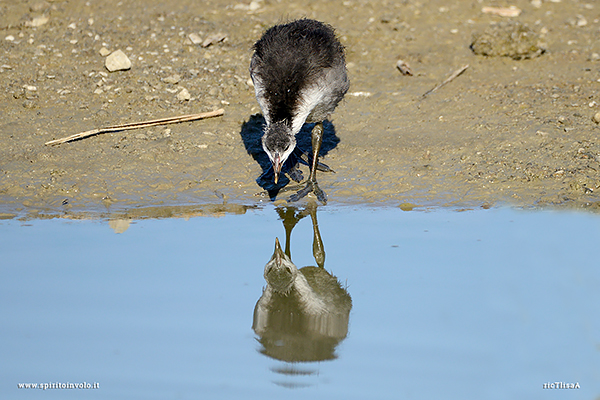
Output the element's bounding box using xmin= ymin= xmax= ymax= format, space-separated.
xmin=1 ymin=0 xmax=600 ymax=218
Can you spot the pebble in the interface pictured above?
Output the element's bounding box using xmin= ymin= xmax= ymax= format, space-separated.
xmin=163 ymin=74 xmax=181 ymax=84
xmin=347 ymin=91 xmax=372 ymax=97
xmin=396 ymin=59 xmax=413 ymax=76
xmin=105 ymin=49 xmax=131 ymax=72
xmin=202 ymin=33 xmax=226 ymax=48
xmin=5 ymin=35 xmax=15 ymax=41
xmin=99 ymin=47 xmax=111 ymax=56
xmin=234 ymin=1 xmax=261 ymax=11
xmin=26 ymin=16 xmax=49 ymax=27
xmin=592 ymin=112 xmax=600 ymax=124
xmin=188 ymin=33 xmax=202 ymax=45
xmin=481 ymin=6 xmax=521 ymax=17
xmin=177 ymin=88 xmax=191 ymax=101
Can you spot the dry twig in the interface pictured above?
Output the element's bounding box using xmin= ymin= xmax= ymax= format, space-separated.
xmin=45 ymin=108 xmax=225 ymax=146
xmin=422 ymin=64 xmax=469 ymax=98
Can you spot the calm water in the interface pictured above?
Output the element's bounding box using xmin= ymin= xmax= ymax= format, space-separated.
xmin=1 ymin=206 xmax=599 ymax=399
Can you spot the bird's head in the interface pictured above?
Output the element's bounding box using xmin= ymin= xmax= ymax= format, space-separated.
xmin=261 ymin=122 xmax=296 ymax=184
xmin=264 ymin=237 xmax=298 ymax=294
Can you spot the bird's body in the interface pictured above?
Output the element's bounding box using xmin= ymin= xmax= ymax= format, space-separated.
xmin=253 ymin=238 xmax=352 ymax=348
xmin=250 ymin=19 xmax=349 ymax=203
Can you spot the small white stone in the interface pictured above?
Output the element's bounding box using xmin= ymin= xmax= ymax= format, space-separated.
xmin=188 ymin=33 xmax=202 ymax=45
xmin=202 ymin=33 xmax=226 ymax=48
xmin=99 ymin=47 xmax=111 ymax=56
xmin=27 ymin=16 xmax=50 ymax=27
xmin=163 ymin=74 xmax=181 ymax=84
xmin=5 ymin=35 xmax=15 ymax=41
xmin=68 ymin=22 xmax=77 ymax=29
xmin=347 ymin=91 xmax=372 ymax=97
xmin=105 ymin=49 xmax=131 ymax=72
xmin=24 ymin=85 xmax=37 ymax=91
xmin=177 ymin=88 xmax=191 ymax=101
xmin=248 ymin=1 xmax=261 ymax=11
xmin=481 ymin=6 xmax=521 ymax=17
xmin=592 ymin=112 xmax=600 ymax=124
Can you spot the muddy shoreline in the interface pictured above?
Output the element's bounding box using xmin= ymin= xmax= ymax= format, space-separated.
xmin=1 ymin=0 xmax=600 ymax=219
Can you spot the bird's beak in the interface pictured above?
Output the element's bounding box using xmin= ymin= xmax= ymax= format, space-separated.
xmin=273 ymin=154 xmax=282 ymax=184
xmin=272 ymin=237 xmax=284 ymax=265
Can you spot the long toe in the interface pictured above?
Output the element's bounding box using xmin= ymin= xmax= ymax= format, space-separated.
xmin=287 ymin=181 xmax=328 ymax=204
xmin=313 ymin=183 xmax=328 ymax=204
xmin=287 ymin=165 xmax=304 ymax=183
xmin=315 ymin=160 xmax=334 ymax=173
xmin=287 ymin=184 xmax=312 ymax=203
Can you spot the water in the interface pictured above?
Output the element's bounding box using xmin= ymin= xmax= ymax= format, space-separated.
xmin=1 ymin=206 xmax=599 ymax=399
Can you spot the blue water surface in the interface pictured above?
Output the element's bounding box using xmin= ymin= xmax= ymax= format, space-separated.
xmin=1 ymin=206 xmax=598 ymax=399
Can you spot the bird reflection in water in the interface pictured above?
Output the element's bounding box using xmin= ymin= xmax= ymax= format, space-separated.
xmin=253 ymin=203 xmax=352 ymax=387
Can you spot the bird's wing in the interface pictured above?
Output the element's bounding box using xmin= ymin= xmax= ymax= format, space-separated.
xmin=250 ymin=57 xmax=272 ymax=125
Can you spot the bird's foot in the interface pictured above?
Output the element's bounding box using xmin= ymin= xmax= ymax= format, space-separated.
xmin=287 ymin=164 xmax=304 ymax=183
xmin=287 ymin=180 xmax=327 ymax=204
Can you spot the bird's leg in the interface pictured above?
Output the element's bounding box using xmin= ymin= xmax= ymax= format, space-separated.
xmin=307 ymin=202 xmax=325 ymax=268
xmin=288 ymin=122 xmax=327 ymax=204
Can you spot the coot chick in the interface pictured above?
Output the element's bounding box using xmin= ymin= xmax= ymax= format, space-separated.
xmin=249 ymin=19 xmax=349 ymax=203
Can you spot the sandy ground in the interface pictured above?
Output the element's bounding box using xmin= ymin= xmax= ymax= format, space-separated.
xmin=1 ymin=0 xmax=600 ymax=219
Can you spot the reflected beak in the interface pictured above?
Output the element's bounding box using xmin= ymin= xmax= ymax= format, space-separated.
xmin=273 ymin=154 xmax=283 ymax=184
xmin=273 ymin=237 xmax=284 ymax=266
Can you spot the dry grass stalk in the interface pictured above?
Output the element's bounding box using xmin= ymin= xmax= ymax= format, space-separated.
xmin=422 ymin=64 xmax=469 ymax=98
xmin=45 ymin=108 xmax=225 ymax=146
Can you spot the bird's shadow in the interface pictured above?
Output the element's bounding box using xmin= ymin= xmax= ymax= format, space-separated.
xmin=240 ymin=114 xmax=340 ymax=200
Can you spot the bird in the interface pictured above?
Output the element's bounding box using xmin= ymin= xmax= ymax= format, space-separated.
xmin=253 ymin=237 xmax=352 ymax=362
xmin=249 ymin=19 xmax=350 ymax=204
